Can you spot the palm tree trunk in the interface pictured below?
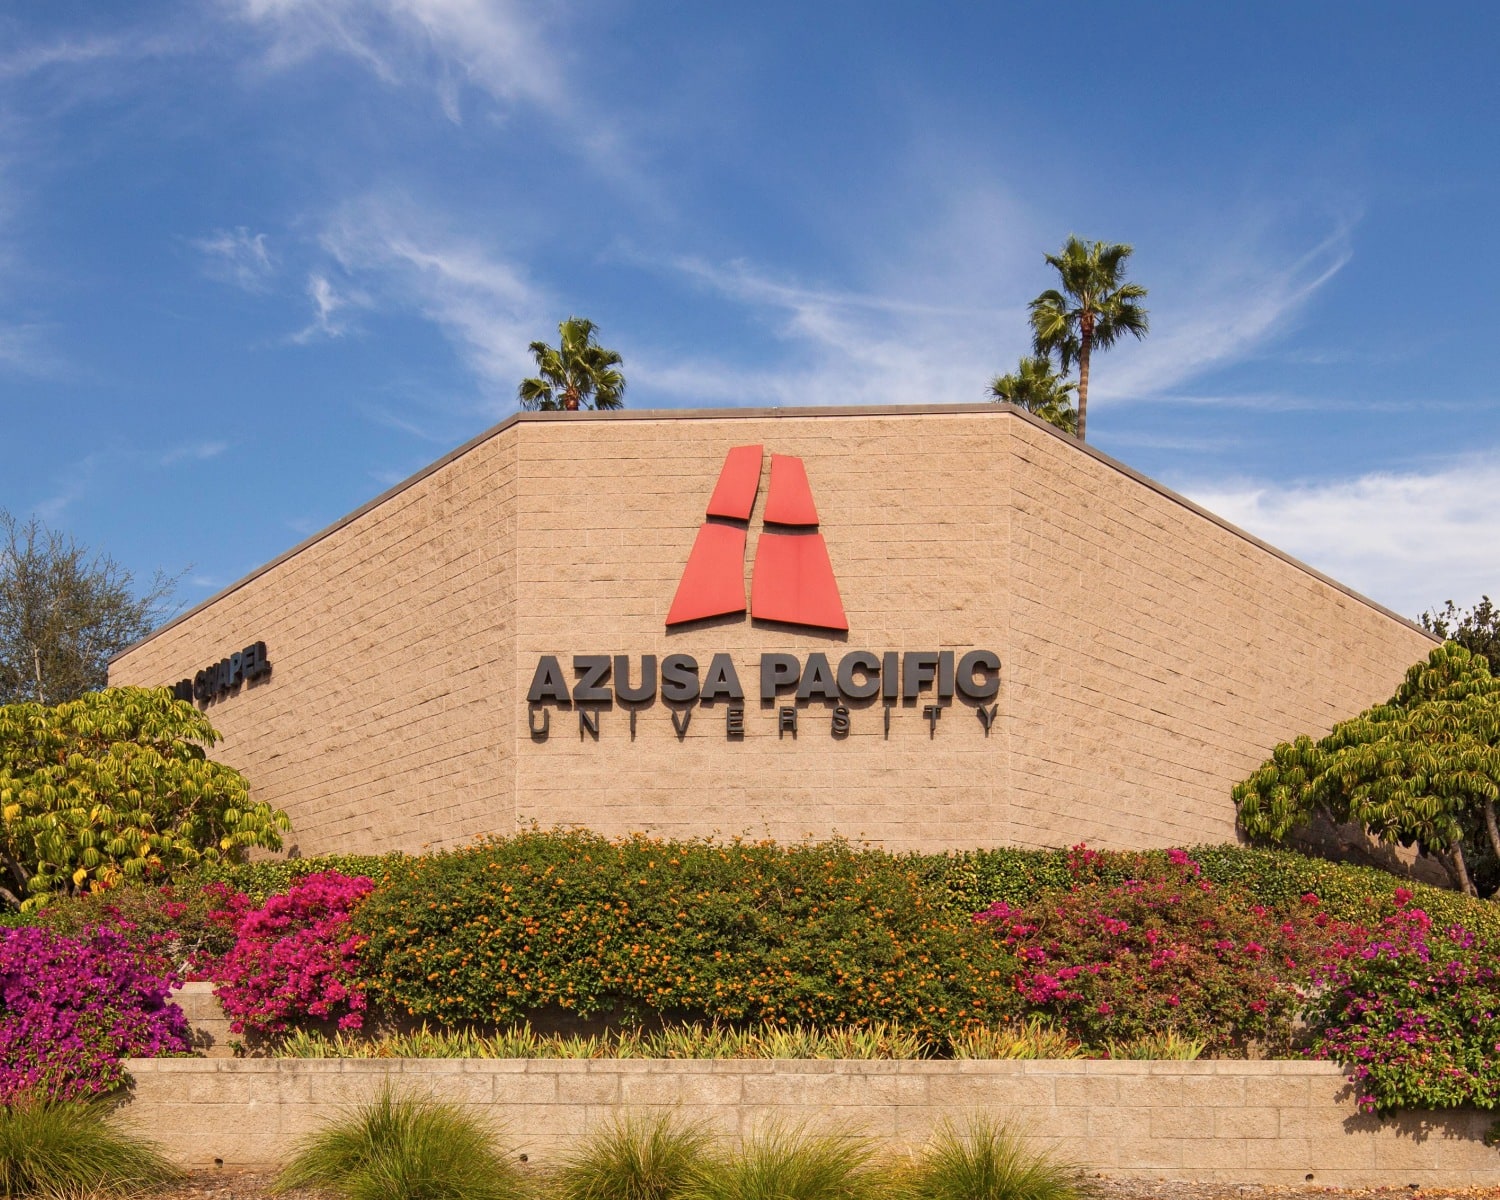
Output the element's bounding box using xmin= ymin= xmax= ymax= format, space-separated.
xmin=1076 ymin=334 xmax=1091 ymax=442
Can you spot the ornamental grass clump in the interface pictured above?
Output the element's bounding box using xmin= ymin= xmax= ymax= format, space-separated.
xmin=687 ymin=1125 xmax=880 ymax=1200
xmin=905 ymin=1117 xmax=1087 ymax=1200
xmin=276 ymin=1088 xmax=524 ymax=1200
xmin=948 ymin=1019 xmax=1082 ymax=1060
xmin=0 ymin=925 xmax=188 ymax=1101
xmin=556 ymin=1115 xmax=718 ymax=1200
xmin=0 ymin=1097 xmax=182 ymax=1199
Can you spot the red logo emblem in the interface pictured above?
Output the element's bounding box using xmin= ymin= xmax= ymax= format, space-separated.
xmin=666 ymin=446 xmax=848 ymax=631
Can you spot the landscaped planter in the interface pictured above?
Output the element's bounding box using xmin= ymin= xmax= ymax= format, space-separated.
xmin=121 ymin=1057 xmax=1498 ymax=1186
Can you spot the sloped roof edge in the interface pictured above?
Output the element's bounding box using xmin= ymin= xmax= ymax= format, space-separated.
xmin=111 ymin=402 xmax=1437 ymax=661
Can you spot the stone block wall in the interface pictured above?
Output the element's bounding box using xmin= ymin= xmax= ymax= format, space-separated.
xmin=121 ymin=1058 xmax=1498 ymax=1186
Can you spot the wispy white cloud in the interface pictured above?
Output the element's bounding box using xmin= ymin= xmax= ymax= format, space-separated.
xmin=232 ymin=0 xmax=565 ymax=115
xmin=193 ymin=226 xmax=275 ymax=291
xmin=1092 ymin=222 xmax=1354 ymax=407
xmin=318 ymin=194 xmax=546 ymax=400
xmin=1172 ymin=450 xmax=1500 ymax=618
xmin=0 ymin=30 xmax=194 ymax=80
xmin=226 ymin=0 xmax=653 ymax=198
xmin=291 ymin=272 xmax=366 ymax=342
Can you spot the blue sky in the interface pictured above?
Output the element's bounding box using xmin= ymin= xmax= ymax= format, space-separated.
xmin=1 ymin=2 xmax=1496 ymax=621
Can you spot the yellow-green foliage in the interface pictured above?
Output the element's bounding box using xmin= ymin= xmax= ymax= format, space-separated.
xmin=0 ymin=687 xmax=289 ymax=908
xmin=1234 ymin=643 xmax=1500 ymax=857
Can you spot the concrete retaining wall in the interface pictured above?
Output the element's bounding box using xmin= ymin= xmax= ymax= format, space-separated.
xmin=122 ymin=1058 xmax=1499 ymax=1186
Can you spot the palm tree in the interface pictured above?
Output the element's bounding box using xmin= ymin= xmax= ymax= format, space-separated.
xmin=1028 ymin=237 xmax=1148 ymax=442
xmin=517 ymin=316 xmax=626 ymax=412
xmin=988 ymin=355 xmax=1078 ymax=435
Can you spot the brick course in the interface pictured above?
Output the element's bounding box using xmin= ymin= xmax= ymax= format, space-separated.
xmin=121 ymin=1058 xmax=1498 ymax=1186
xmin=108 ymin=406 xmax=1435 ymax=855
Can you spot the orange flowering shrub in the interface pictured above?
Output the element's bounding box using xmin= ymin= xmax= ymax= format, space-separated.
xmin=352 ymin=831 xmax=1018 ymax=1042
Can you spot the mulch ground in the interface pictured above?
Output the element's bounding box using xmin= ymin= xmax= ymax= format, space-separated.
xmin=152 ymin=1170 xmax=1500 ymax=1200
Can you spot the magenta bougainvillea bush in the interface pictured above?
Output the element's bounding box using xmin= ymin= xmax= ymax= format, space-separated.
xmin=1303 ymin=891 xmax=1500 ymax=1117
xmin=0 ymin=924 xmax=189 ymax=1100
xmin=973 ymin=847 xmax=1349 ymax=1053
xmin=213 ymin=871 xmax=374 ymax=1036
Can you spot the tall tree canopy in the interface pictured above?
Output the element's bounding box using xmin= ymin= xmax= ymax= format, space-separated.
xmin=988 ymin=355 xmax=1078 ymax=434
xmin=0 ymin=512 xmax=177 ymax=706
xmin=1028 ymin=237 xmax=1149 ymax=442
xmin=1234 ymin=643 xmax=1500 ymax=897
xmin=1421 ymin=597 xmax=1500 ymax=674
xmin=517 ymin=316 xmax=626 ymax=412
xmin=0 ymin=687 xmax=289 ymax=908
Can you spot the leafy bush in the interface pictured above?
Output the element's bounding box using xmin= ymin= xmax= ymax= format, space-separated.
xmin=0 ymin=1097 xmax=182 ymax=1199
xmin=353 ymin=831 xmax=1016 ymax=1043
xmin=277 ymin=1087 xmax=524 ymax=1200
xmin=688 ymin=1125 xmax=878 ymax=1200
xmin=0 ymin=688 xmax=288 ymax=909
xmin=973 ymin=848 xmax=1346 ymax=1053
xmin=905 ymin=1117 xmax=1086 ymax=1200
xmin=0 ymin=924 xmax=188 ymax=1101
xmin=1304 ymin=893 xmax=1500 ymax=1117
xmin=193 ymin=853 xmax=404 ymax=904
xmin=215 ymin=871 xmax=374 ymax=1037
xmin=37 ymin=882 xmax=241 ymax=979
xmin=558 ymin=1115 xmax=717 ymax=1200
xmin=1234 ymin=643 xmax=1500 ymax=895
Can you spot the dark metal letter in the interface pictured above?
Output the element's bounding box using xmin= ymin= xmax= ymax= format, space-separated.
xmin=976 ymin=704 xmax=998 ymax=734
xmin=837 ymin=651 xmax=880 ymax=700
xmin=957 ymin=651 xmax=1001 ymax=700
xmin=938 ymin=651 xmax=954 ymax=700
xmin=760 ymin=653 xmax=801 ymax=701
xmin=527 ymin=656 xmax=571 ymax=704
xmin=903 ymin=652 xmax=939 ymax=700
xmin=883 ymin=705 xmax=891 ymax=738
xmin=726 ymin=706 xmax=744 ymax=737
xmin=614 ymin=655 xmax=657 ymax=704
xmin=882 ymin=652 xmax=899 ymax=701
xmin=795 ymin=653 xmax=838 ymax=702
xmin=671 ymin=707 xmax=693 ymax=739
xmin=778 ymin=706 xmax=797 ymax=738
xmin=661 ymin=654 xmax=701 ymax=703
xmin=573 ymin=656 xmax=612 ymax=703
xmin=702 ymin=654 xmax=745 ymax=702
xmin=579 ymin=709 xmax=600 ymax=739
xmin=528 ymin=707 xmax=551 ymax=740
xmin=831 ymin=705 xmax=850 ymax=737
xmin=923 ymin=704 xmax=942 ymax=736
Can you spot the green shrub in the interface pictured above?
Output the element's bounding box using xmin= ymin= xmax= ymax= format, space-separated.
xmin=276 ymin=1088 xmax=524 ymax=1200
xmin=353 ymin=831 xmax=1016 ymax=1043
xmin=193 ymin=852 xmax=404 ymax=903
xmin=905 ymin=1117 xmax=1086 ymax=1200
xmin=0 ymin=688 xmax=288 ymax=908
xmin=0 ymin=1097 xmax=182 ymax=1199
xmin=688 ymin=1126 xmax=879 ymax=1200
xmin=557 ymin=1115 xmax=717 ymax=1200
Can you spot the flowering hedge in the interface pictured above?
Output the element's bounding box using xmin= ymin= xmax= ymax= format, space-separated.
xmin=352 ymin=831 xmax=1018 ymax=1042
xmin=0 ymin=924 xmax=189 ymax=1099
xmin=1304 ymin=891 xmax=1500 ymax=1117
xmin=214 ymin=871 xmax=374 ymax=1037
xmin=973 ymin=848 xmax=1349 ymax=1053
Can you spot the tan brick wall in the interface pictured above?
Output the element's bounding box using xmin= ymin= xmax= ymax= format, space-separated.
xmin=121 ymin=1058 xmax=1499 ymax=1186
xmin=109 ymin=406 xmax=1434 ymax=855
